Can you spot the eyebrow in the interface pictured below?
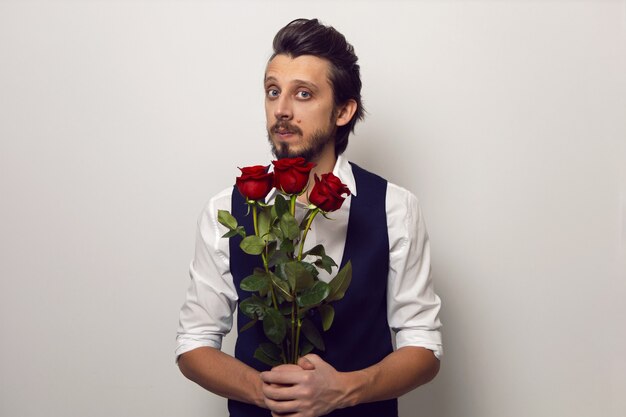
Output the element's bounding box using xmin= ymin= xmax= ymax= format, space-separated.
xmin=264 ymin=76 xmax=320 ymax=92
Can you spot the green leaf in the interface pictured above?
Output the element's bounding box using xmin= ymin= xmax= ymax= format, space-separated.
xmin=274 ymin=194 xmax=289 ymax=217
xmin=240 ymin=235 xmax=265 ymax=255
xmin=301 ymin=318 xmax=325 ymax=351
xmin=318 ymin=304 xmax=335 ymax=331
xmin=240 ymin=270 xmax=269 ymax=292
xmin=271 ymin=225 xmax=284 ymax=241
xmin=221 ymin=229 xmax=240 ymax=238
xmin=303 ymin=245 xmax=336 ymax=274
xmin=279 ymin=239 xmax=294 ymax=253
xmin=239 ymin=317 xmax=258 ymax=333
xmin=217 ymin=210 xmax=238 ymax=230
xmin=269 ymin=272 xmax=293 ymax=301
xmin=299 ymin=264 xmax=318 ymax=286
xmin=263 ymin=308 xmax=286 ymax=344
xmin=279 ymin=304 xmax=292 ymax=316
xmin=268 ymin=250 xmax=290 ymax=267
xmin=266 ymin=240 xmax=277 ymax=259
xmin=297 ymin=281 xmax=330 ymax=307
xmin=280 ymin=212 xmax=300 ymax=240
xmin=299 ymin=340 xmax=314 ymax=356
xmin=314 ymin=255 xmax=336 ymax=274
xmin=254 ymin=346 xmax=281 ymax=367
xmin=301 ymin=261 xmax=320 ymax=279
xmin=259 ymin=342 xmax=282 ymax=361
xmin=222 ymin=226 xmax=246 ymax=239
xmin=239 ymin=296 xmax=266 ymax=319
xmin=327 ymin=261 xmax=352 ymax=302
xmin=273 ymin=263 xmax=287 ymax=284
xmin=283 ymin=261 xmax=315 ymax=292
xmin=303 ymin=244 xmax=325 ymax=258
xmin=258 ymin=207 xmax=271 ymax=241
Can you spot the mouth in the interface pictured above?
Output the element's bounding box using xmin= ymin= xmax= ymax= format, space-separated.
xmin=275 ymin=130 xmax=296 ymax=139
xmin=272 ymin=122 xmax=302 ymax=140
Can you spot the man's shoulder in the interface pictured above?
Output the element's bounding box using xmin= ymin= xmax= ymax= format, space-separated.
xmin=386 ymin=181 xmax=418 ymax=202
xmin=197 ymin=186 xmax=234 ymax=223
xmin=347 ymin=161 xmax=418 ymax=203
xmin=347 ymin=161 xmax=387 ymax=183
xmin=212 ymin=185 xmax=235 ymax=202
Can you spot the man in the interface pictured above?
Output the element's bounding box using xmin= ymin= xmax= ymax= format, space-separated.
xmin=176 ymin=18 xmax=442 ymax=417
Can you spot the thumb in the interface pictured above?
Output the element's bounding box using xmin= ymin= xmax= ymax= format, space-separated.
xmin=300 ymin=353 xmax=325 ymax=368
xmin=297 ymin=356 xmax=316 ymax=370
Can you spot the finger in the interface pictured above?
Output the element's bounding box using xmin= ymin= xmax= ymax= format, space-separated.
xmin=261 ymin=370 xmax=305 ymax=385
xmin=262 ymin=382 xmax=299 ymax=401
xmin=271 ymin=412 xmax=298 ymax=417
xmin=264 ymin=397 xmax=301 ymax=415
xmin=271 ymin=364 xmax=303 ymax=372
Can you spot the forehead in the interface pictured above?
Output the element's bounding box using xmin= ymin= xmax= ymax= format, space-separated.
xmin=265 ymin=54 xmax=332 ymax=88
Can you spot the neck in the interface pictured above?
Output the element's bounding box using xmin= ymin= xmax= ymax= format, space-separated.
xmin=310 ymin=142 xmax=336 ymax=176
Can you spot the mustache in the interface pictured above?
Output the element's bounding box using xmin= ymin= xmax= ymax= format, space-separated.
xmin=271 ymin=121 xmax=303 ymax=136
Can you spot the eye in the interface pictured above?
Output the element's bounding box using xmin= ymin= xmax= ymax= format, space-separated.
xmin=296 ymin=90 xmax=311 ymax=99
xmin=266 ymin=88 xmax=280 ymax=99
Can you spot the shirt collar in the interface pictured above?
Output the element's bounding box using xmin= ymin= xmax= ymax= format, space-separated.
xmin=333 ymin=154 xmax=357 ymax=197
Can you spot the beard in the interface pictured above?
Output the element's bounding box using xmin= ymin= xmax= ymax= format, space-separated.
xmin=268 ymin=117 xmax=336 ymax=162
xmin=269 ymin=129 xmax=333 ymax=161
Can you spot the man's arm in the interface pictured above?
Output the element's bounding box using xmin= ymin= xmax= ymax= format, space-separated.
xmin=340 ymin=346 xmax=440 ymax=404
xmin=261 ymin=346 xmax=439 ymax=417
xmin=178 ymin=346 xmax=267 ymax=408
xmin=177 ymin=192 xmax=262 ymax=403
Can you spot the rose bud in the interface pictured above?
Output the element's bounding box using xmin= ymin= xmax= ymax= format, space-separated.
xmin=235 ymin=165 xmax=274 ymax=201
xmin=272 ymin=157 xmax=315 ymax=195
xmin=308 ymin=173 xmax=351 ymax=212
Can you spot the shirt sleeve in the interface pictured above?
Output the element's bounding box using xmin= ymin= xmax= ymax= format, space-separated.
xmin=175 ymin=188 xmax=238 ymax=362
xmin=386 ymin=184 xmax=443 ymax=359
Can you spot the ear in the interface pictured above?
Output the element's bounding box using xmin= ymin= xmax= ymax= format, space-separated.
xmin=334 ymin=99 xmax=358 ymax=127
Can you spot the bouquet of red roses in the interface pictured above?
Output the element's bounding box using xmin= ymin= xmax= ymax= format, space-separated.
xmin=218 ymin=157 xmax=352 ymax=365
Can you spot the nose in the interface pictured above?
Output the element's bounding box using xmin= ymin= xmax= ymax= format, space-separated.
xmin=274 ymin=95 xmax=293 ymax=120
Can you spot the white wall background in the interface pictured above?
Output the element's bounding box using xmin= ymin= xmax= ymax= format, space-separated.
xmin=1 ymin=1 xmax=624 ymax=416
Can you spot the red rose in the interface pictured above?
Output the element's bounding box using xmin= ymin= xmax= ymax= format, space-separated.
xmin=272 ymin=157 xmax=315 ymax=195
xmin=308 ymin=173 xmax=351 ymax=212
xmin=236 ymin=165 xmax=274 ymax=201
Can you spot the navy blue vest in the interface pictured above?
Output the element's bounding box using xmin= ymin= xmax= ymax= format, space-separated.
xmin=228 ymin=163 xmax=398 ymax=417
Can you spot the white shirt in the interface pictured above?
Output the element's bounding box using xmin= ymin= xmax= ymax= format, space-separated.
xmin=176 ymin=155 xmax=443 ymax=360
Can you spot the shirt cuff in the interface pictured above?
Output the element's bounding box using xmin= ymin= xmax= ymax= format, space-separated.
xmin=175 ymin=334 xmax=222 ymax=364
xmin=395 ymin=328 xmax=443 ymax=360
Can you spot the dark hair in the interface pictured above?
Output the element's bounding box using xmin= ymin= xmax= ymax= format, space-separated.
xmin=271 ymin=18 xmax=364 ymax=155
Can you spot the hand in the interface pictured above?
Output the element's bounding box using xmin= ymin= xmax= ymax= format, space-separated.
xmin=260 ymin=358 xmax=316 ymax=411
xmin=260 ymin=354 xmax=348 ymax=417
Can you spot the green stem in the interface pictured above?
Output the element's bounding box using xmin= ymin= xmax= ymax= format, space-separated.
xmin=294 ymin=318 xmax=302 ymax=363
xmin=290 ymin=194 xmax=297 ymax=217
xmin=253 ymin=204 xmax=279 ymax=310
xmin=291 ymin=301 xmax=296 ymax=363
xmin=254 ymin=203 xmax=284 ymax=362
xmin=252 ymin=203 xmax=259 ymax=235
xmin=289 ymin=193 xmax=298 ymax=363
xmin=297 ymin=208 xmax=320 ymax=261
xmin=265 ymin=248 xmax=279 ymax=309
xmin=252 ymin=204 xmax=269 ymax=272
xmin=282 ymin=339 xmax=289 ymax=364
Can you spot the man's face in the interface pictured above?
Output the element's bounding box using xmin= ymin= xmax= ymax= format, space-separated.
xmin=264 ymin=54 xmax=337 ymax=161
